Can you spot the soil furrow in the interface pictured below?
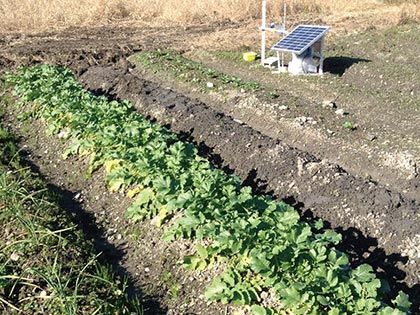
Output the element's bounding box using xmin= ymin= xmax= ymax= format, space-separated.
xmin=78 ymin=65 xmax=419 ymax=294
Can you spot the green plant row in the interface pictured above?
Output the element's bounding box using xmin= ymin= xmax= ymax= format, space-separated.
xmin=134 ymin=50 xmax=261 ymax=92
xmin=6 ymin=65 xmax=412 ymax=314
xmin=0 ymin=113 xmax=141 ymax=313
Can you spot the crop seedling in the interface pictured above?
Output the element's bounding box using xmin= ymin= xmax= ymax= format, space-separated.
xmin=343 ymin=121 xmax=356 ymax=130
xmin=5 ymin=65 xmax=413 ymax=314
xmin=134 ymin=50 xmax=261 ymax=92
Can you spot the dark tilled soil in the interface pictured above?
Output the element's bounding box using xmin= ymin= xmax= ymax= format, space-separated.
xmin=0 ymin=23 xmax=234 ymax=72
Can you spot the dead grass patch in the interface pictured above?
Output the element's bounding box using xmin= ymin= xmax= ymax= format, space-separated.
xmin=0 ymin=0 xmax=418 ymax=34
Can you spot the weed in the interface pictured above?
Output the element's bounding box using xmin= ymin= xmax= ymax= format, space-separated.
xmin=213 ymin=51 xmax=245 ymax=62
xmin=268 ymin=90 xmax=280 ymax=99
xmin=343 ymin=121 xmax=356 ymax=130
xmin=161 ymin=271 xmax=182 ymax=299
xmin=169 ymin=283 xmax=182 ymax=298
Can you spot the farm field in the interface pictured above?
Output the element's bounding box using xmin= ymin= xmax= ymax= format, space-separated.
xmin=0 ymin=0 xmax=419 ymax=314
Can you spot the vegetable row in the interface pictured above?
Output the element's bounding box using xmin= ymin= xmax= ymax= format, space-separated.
xmin=6 ymin=65 xmax=411 ymax=315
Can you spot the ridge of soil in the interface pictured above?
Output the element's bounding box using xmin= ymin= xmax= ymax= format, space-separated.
xmin=77 ymin=65 xmax=419 ymax=293
xmin=187 ymin=41 xmax=420 ymax=200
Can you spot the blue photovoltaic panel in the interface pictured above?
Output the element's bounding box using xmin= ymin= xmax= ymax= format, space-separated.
xmin=271 ymin=25 xmax=329 ymax=55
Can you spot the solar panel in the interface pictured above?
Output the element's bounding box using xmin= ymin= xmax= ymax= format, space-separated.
xmin=271 ymin=25 xmax=330 ymax=55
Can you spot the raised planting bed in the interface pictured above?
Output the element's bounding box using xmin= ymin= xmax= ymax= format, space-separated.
xmin=78 ymin=63 xmax=420 ymax=291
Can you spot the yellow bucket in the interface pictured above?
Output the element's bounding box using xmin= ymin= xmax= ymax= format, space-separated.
xmin=243 ymin=51 xmax=257 ymax=62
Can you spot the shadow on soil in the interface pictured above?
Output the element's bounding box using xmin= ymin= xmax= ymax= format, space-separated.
xmin=179 ymin=130 xmax=420 ymax=313
xmin=283 ymin=196 xmax=419 ymax=313
xmin=324 ymin=56 xmax=371 ymax=76
xmin=20 ymin=154 xmax=167 ymax=315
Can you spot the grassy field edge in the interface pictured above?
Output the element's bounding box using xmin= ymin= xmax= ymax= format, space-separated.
xmin=0 ymin=83 xmax=142 ymax=314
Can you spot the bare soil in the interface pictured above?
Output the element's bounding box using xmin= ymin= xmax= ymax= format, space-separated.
xmin=0 ymin=21 xmax=419 ymax=312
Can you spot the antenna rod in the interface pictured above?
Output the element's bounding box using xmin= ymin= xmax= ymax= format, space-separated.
xmin=283 ymin=1 xmax=287 ymax=29
xmin=261 ymin=0 xmax=267 ymax=65
xmin=281 ymin=1 xmax=286 ymax=68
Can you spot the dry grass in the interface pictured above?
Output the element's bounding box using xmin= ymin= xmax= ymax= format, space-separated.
xmin=0 ymin=0 xmax=418 ymax=34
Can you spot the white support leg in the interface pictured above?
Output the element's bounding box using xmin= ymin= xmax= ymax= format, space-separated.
xmin=261 ymin=31 xmax=266 ymax=65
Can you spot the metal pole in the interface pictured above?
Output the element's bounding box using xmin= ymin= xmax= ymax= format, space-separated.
xmin=261 ymin=0 xmax=267 ymax=65
xmin=319 ymin=36 xmax=325 ymax=74
xmin=281 ymin=1 xmax=286 ymax=68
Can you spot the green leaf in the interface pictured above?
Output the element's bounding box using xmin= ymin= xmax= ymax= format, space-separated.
xmin=153 ymin=176 xmax=172 ymax=196
xmin=364 ymin=298 xmax=380 ymax=311
xmin=335 ymin=283 xmax=352 ymax=303
xmin=322 ymin=230 xmax=342 ymax=245
xmin=314 ymin=219 xmax=324 ymax=230
xmin=378 ymin=307 xmax=405 ymax=315
xmin=296 ymin=226 xmax=312 ymax=244
xmin=356 ymin=298 xmax=366 ymax=310
xmin=197 ymin=244 xmax=208 ymax=259
xmin=350 ymin=279 xmax=363 ymax=295
xmin=335 ymin=252 xmax=349 ymax=266
xmin=175 ymin=192 xmax=192 ymax=209
xmin=352 ymin=264 xmax=375 ymax=283
xmin=364 ymin=278 xmax=381 ymax=297
xmin=204 ymin=278 xmax=227 ymax=301
xmin=162 ymin=229 xmax=175 ymax=242
xmin=250 ymin=305 xmax=267 ymax=315
xmin=280 ymin=286 xmax=301 ymax=307
xmin=182 ymin=255 xmax=206 ymax=271
xmin=125 ymin=203 xmax=147 ymax=222
xmin=326 ymin=269 xmax=339 ymax=287
xmin=274 ymin=209 xmax=300 ymax=227
xmin=177 ymin=214 xmax=201 ymax=231
xmin=249 ymin=249 xmax=271 ymax=275
xmin=328 ymin=308 xmax=340 ymax=315
xmin=393 ymin=291 xmax=411 ymax=312
xmin=232 ymin=290 xmax=245 ymax=306
xmin=230 ymin=239 xmax=242 ymax=253
xmin=317 ymin=295 xmax=330 ymax=306
xmin=133 ymin=187 xmax=154 ymax=206
xmin=125 ymin=188 xmax=155 ymax=221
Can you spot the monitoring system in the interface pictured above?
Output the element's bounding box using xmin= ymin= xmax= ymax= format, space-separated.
xmin=271 ymin=25 xmax=330 ymax=74
xmin=260 ymin=1 xmax=330 ymax=75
